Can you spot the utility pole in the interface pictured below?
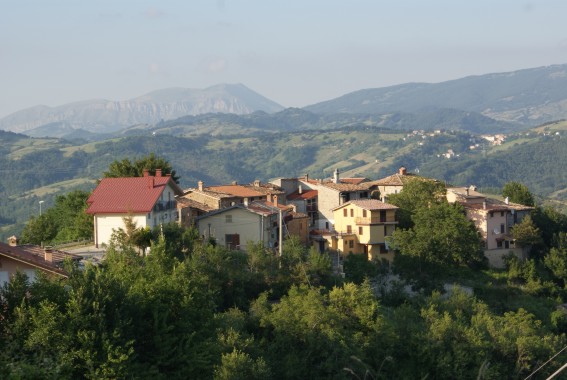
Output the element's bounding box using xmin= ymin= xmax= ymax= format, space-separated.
xmin=278 ymin=208 xmax=283 ymax=257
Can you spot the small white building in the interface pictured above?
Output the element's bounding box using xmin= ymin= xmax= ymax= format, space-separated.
xmin=86 ymin=170 xmax=183 ymax=247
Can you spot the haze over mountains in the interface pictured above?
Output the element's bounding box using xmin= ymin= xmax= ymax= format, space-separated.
xmin=1 ymin=64 xmax=567 ymax=137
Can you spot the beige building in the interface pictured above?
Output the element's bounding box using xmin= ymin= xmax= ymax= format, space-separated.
xmin=196 ymin=203 xmax=280 ymax=251
xmin=361 ymin=166 xmax=440 ymax=202
xmin=0 ymin=238 xmax=80 ymax=286
xmin=447 ymin=186 xmax=534 ymax=268
xmin=327 ymin=199 xmax=398 ymax=262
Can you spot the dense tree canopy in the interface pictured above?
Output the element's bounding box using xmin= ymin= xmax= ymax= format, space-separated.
xmin=103 ymin=153 xmax=180 ymax=183
xmin=502 ymin=181 xmax=535 ymax=207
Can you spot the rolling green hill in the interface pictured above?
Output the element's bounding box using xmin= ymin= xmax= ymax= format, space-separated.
xmin=2 ymin=120 xmax=567 ymax=240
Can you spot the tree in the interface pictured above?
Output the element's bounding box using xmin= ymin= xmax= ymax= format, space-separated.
xmin=387 ymin=179 xmax=447 ymax=229
xmin=103 ymin=153 xmax=179 ymax=183
xmin=502 ymin=181 xmax=535 ymax=207
xmin=511 ymin=215 xmax=543 ymax=249
xmin=388 ymin=202 xmax=484 ymax=270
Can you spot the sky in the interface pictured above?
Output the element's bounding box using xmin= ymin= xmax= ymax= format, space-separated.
xmin=1 ymin=0 xmax=567 ymax=118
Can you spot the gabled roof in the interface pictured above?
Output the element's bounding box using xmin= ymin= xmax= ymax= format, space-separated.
xmin=196 ymin=203 xmax=278 ymax=221
xmin=0 ymin=242 xmax=80 ymax=277
xmin=319 ymin=182 xmax=368 ymax=192
xmin=287 ymin=189 xmax=318 ymax=201
xmin=205 ymin=185 xmax=265 ymax=198
xmin=462 ymin=197 xmax=534 ymax=212
xmin=332 ymin=199 xmax=398 ymax=211
xmin=340 ymin=178 xmax=369 ymax=185
xmin=176 ymin=197 xmax=214 ymax=212
xmin=86 ymin=175 xmax=182 ymax=214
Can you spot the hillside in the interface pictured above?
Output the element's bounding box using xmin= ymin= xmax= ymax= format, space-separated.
xmin=305 ymin=64 xmax=567 ymax=126
xmin=0 ymin=84 xmax=284 ymax=135
xmin=3 ymin=120 xmax=567 ymax=240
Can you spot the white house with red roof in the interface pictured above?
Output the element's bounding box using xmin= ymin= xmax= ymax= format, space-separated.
xmin=86 ymin=169 xmax=183 ymax=247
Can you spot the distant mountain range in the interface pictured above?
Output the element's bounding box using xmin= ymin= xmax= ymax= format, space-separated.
xmin=305 ymin=64 xmax=567 ymax=126
xmin=0 ymin=84 xmax=284 ymax=134
xmin=1 ymin=64 xmax=567 ymax=137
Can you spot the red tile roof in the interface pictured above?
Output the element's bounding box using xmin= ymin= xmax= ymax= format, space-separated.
xmin=206 ymin=185 xmax=265 ymax=198
xmin=287 ymin=189 xmax=318 ymax=201
xmin=0 ymin=242 xmax=80 ymax=277
xmin=340 ymin=178 xmax=369 ymax=185
xmin=86 ymin=176 xmax=181 ymax=214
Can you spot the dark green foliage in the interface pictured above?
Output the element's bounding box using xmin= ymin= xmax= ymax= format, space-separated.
xmin=103 ymin=153 xmax=180 ymax=183
xmin=20 ymin=190 xmax=93 ymax=245
xmin=502 ymin=181 xmax=535 ymax=206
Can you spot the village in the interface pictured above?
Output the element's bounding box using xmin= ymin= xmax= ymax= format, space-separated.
xmin=0 ymin=165 xmax=535 ymax=284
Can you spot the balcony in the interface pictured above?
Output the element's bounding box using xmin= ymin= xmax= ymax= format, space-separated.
xmin=154 ymin=200 xmax=177 ymax=212
xmin=355 ymin=216 xmax=397 ymax=225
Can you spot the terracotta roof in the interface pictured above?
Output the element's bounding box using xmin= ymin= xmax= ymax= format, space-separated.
xmin=462 ymin=198 xmax=534 ymax=212
xmin=340 ymin=178 xmax=369 ymax=185
xmin=333 ymin=199 xmax=398 ymax=211
xmin=0 ymin=242 xmax=80 ymax=277
xmin=320 ymin=182 xmax=368 ymax=192
xmin=245 ymin=182 xmax=285 ymax=195
xmin=287 ymin=189 xmax=318 ymax=201
xmin=447 ymin=187 xmax=485 ymax=199
xmin=369 ymin=173 xmax=422 ymax=186
xmin=86 ymin=176 xmax=181 ymax=214
xmin=206 ymin=185 xmax=265 ymax=198
xmin=176 ymin=197 xmax=214 ymax=212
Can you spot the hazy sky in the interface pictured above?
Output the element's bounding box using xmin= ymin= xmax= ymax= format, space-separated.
xmin=1 ymin=0 xmax=567 ymax=118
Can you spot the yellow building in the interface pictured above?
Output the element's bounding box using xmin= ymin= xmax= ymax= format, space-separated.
xmin=330 ymin=199 xmax=398 ymax=261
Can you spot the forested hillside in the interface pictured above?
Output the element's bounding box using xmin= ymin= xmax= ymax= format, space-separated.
xmin=2 ymin=120 xmax=567 ymax=240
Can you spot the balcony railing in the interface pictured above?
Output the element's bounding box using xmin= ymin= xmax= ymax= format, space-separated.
xmin=354 ymin=216 xmax=397 ymax=225
xmin=154 ymin=200 xmax=177 ymax=212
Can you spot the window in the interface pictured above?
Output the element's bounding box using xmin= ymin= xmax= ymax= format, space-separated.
xmin=497 ymin=240 xmax=503 ymax=248
xmin=380 ymin=210 xmax=387 ymax=222
xmin=363 ymin=209 xmax=367 ymax=218
xmin=501 ymin=211 xmax=504 ymax=217
xmin=349 ymin=240 xmax=354 ymax=248
xmin=500 ymin=223 xmax=505 ymax=233
xmin=359 ymin=227 xmax=363 ymax=235
xmin=350 ymin=209 xmax=354 ymax=217
xmin=347 ymin=225 xmax=352 ymax=234
xmin=384 ymin=225 xmax=387 ymax=236
xmin=226 ymin=215 xmax=233 ymax=223
xmin=343 ymin=209 xmax=347 ymax=217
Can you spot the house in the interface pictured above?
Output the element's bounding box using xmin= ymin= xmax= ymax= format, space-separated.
xmin=327 ymin=199 xmax=398 ymax=261
xmin=361 ymin=166 xmax=439 ymax=202
xmin=86 ymin=169 xmax=184 ymax=247
xmin=0 ymin=237 xmax=80 ymax=286
xmin=272 ymin=169 xmax=371 ymax=232
xmin=286 ymin=186 xmax=318 ymax=227
xmin=446 ymin=186 xmax=534 ymax=268
xmin=196 ymin=203 xmax=281 ymax=251
xmin=181 ymin=180 xmax=284 ymax=211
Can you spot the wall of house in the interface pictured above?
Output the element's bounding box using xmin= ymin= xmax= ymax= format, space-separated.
xmin=198 ymin=209 xmax=277 ymax=251
xmin=379 ymin=185 xmax=403 ymax=202
xmin=0 ymin=256 xmax=41 ymax=286
xmin=94 ymin=213 xmax=148 ymax=247
xmin=484 ymin=247 xmax=527 ymax=269
xmin=286 ymin=217 xmax=309 ymax=244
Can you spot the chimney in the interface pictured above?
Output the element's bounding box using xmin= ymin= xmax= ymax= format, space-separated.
xmin=399 ymin=166 xmax=407 ymax=175
xmin=483 ymin=200 xmax=487 ymax=210
xmin=273 ymin=195 xmax=278 ymax=207
xmin=7 ymin=235 xmax=18 ymax=247
xmin=231 ymin=181 xmax=238 ymax=185
xmin=254 ymin=179 xmax=261 ymax=187
xmin=155 ymin=169 xmax=162 ymax=177
xmin=465 ymin=188 xmax=469 ymax=196
xmin=298 ymin=185 xmax=303 ymax=194
xmin=304 ymin=173 xmax=309 ymax=181
xmin=148 ymin=176 xmax=154 ymax=188
xmin=143 ymin=169 xmax=149 ymax=177
xmin=44 ymin=247 xmax=53 ymax=262
xmin=198 ymin=180 xmax=204 ymax=191
xmin=505 ymin=197 xmax=509 ymax=205
xmin=333 ymin=168 xmax=340 ymax=184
